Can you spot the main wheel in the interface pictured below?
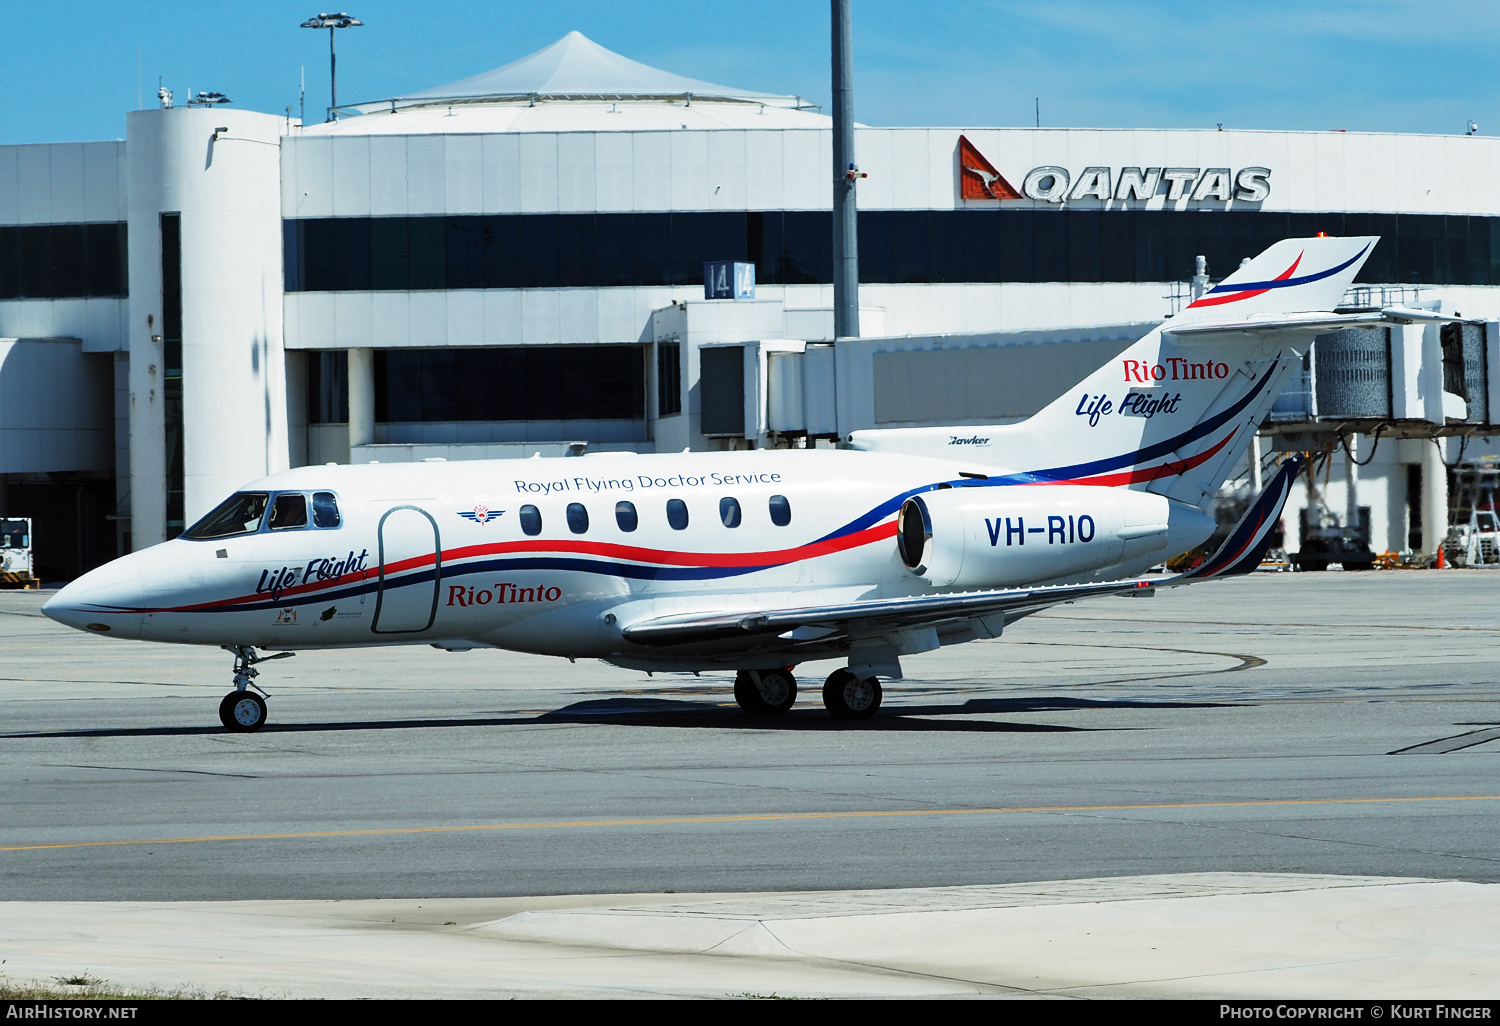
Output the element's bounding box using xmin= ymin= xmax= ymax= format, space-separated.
xmin=219 ymin=691 xmax=267 ymax=733
xmin=823 ymin=669 xmax=882 ymax=720
xmin=733 ymin=670 xmax=797 ymax=715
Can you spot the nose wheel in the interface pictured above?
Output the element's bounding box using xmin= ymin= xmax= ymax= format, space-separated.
xmin=217 ymin=645 xmax=294 ymax=733
xmin=219 ymin=690 xmax=267 ymax=732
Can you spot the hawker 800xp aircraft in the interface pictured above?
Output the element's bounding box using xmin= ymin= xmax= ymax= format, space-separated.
xmin=44 ymin=236 xmax=1450 ymax=731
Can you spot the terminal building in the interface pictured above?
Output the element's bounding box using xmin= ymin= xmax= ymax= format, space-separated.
xmin=4 ymin=30 xmax=1500 ymax=577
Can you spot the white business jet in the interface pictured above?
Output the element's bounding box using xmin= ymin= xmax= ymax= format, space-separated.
xmin=44 ymin=236 xmax=1444 ymax=731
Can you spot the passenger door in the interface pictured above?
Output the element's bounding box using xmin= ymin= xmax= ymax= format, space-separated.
xmin=371 ymin=506 xmax=441 ymax=634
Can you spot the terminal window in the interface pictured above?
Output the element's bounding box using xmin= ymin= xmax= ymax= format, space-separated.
xmin=0 ymin=222 xmax=127 ymax=299
xmin=657 ymin=342 xmax=682 ymax=417
xmin=373 ymin=345 xmax=645 ymax=423
xmin=284 ymin=211 xmax=1500 ymax=291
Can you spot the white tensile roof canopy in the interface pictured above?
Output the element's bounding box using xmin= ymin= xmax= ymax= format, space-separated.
xmin=346 ymin=30 xmax=805 ymax=113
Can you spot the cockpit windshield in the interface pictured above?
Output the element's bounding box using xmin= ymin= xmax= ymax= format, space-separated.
xmin=183 ymin=493 xmax=269 ymax=540
xmin=268 ymin=493 xmax=308 ymax=530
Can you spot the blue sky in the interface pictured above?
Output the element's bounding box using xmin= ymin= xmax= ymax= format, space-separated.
xmin=4 ymin=1 xmax=1496 ymax=144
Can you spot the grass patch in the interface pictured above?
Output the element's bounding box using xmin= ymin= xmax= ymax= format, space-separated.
xmin=0 ymin=975 xmax=241 ymax=1000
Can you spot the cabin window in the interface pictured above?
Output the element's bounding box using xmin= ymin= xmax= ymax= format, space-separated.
xmin=184 ymin=492 xmax=270 ymax=540
xmin=268 ymin=493 xmax=308 ymax=530
xmin=666 ymin=498 xmax=689 ymax=531
xmin=566 ymin=502 xmax=589 ymax=534
xmin=519 ymin=504 xmax=542 ymax=536
xmin=769 ymin=494 xmax=792 ymax=526
xmin=719 ymin=496 xmax=742 ymax=528
xmin=312 ymin=491 xmax=341 ymax=528
xmin=615 ymin=501 xmax=638 ymax=532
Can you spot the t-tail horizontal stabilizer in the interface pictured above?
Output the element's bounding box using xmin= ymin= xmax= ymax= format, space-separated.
xmin=1177 ymin=455 xmax=1305 ymax=581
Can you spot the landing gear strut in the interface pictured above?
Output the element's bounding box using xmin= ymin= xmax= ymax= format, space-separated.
xmin=218 ymin=646 xmax=294 ymax=733
xmin=823 ymin=669 xmax=882 ymax=720
xmin=733 ymin=669 xmax=798 ymax=715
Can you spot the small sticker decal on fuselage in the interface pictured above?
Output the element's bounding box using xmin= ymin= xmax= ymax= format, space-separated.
xmin=274 ymin=607 xmax=298 ymax=625
xmin=458 ymin=505 xmax=503 ymax=524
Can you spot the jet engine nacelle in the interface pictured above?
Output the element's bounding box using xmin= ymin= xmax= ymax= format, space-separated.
xmin=896 ymin=485 xmax=1214 ymax=588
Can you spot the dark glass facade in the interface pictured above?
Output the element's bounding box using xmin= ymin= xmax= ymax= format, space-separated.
xmin=161 ymin=213 xmax=184 ymax=538
xmin=306 ymin=350 xmax=349 ymax=424
xmin=0 ymin=222 xmax=128 ymax=299
xmin=373 ymin=346 xmax=645 ymax=422
xmin=284 ymin=211 xmax=1500 ymax=292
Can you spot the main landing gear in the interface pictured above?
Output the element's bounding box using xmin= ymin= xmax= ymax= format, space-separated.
xmin=218 ymin=646 xmax=294 ymax=733
xmin=822 ymin=668 xmax=882 ymax=720
xmin=731 ymin=667 xmax=884 ymax=720
xmin=734 ymin=669 xmax=798 ymax=715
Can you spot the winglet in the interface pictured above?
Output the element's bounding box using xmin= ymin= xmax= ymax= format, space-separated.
xmin=1177 ymin=455 xmax=1305 ymax=580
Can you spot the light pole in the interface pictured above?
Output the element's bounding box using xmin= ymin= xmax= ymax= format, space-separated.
xmin=831 ymin=0 xmax=861 ymax=340
xmin=300 ymin=12 xmax=362 ymax=122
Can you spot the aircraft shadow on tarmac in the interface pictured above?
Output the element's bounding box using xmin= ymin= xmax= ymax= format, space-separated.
xmin=4 ymin=695 xmax=1238 ymax=739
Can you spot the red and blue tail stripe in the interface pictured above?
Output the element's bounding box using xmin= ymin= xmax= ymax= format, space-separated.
xmin=1186 ymin=243 xmax=1370 ymax=310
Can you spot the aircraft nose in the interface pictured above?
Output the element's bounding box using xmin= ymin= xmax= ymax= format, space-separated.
xmin=42 ymin=554 xmax=146 ymax=640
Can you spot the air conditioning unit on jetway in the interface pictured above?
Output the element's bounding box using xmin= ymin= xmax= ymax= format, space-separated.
xmin=1267 ymin=314 xmax=1500 ymax=448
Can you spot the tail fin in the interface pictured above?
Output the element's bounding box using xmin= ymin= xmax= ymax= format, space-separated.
xmin=1178 ymin=455 xmax=1304 ymax=580
xmin=974 ymin=236 xmax=1372 ymax=507
xmin=1178 ymin=238 xmax=1373 ymax=318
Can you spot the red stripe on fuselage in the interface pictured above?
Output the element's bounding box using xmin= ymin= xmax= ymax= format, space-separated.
xmin=156 ymin=519 xmax=902 ymax=613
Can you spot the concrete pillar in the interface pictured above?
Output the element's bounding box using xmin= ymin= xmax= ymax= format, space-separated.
xmin=347 ymin=348 xmax=375 ymax=457
xmin=1421 ymin=437 xmax=1449 ymax=556
xmin=127 ymin=106 xmax=287 ymax=543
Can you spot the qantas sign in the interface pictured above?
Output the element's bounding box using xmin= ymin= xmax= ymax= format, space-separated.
xmin=958 ymin=135 xmax=1271 ymax=205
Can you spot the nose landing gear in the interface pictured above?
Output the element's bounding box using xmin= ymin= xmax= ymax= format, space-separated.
xmin=219 ymin=690 xmax=267 ymax=732
xmin=218 ymin=645 xmax=294 ymax=732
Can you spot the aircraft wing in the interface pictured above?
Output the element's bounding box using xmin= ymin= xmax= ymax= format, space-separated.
xmin=620 ymin=577 xmax=1155 ymax=648
xmin=622 ymin=457 xmax=1307 ymax=650
xmin=1166 ymin=307 xmax=1473 ymax=341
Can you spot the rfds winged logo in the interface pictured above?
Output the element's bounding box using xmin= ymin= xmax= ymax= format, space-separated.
xmin=958 ymin=135 xmax=1021 ymax=200
xmin=458 ymin=505 xmax=504 ymax=525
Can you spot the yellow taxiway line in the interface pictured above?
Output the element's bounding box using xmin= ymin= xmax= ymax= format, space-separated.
xmin=3 ymin=794 xmax=1497 ymax=853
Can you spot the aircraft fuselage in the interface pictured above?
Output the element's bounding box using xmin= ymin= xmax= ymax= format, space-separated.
xmin=44 ymin=448 xmax=1211 ymax=670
